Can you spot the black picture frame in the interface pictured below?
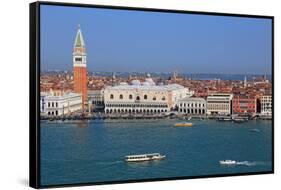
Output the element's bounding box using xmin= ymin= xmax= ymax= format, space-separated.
xmin=30 ymin=1 xmax=274 ymax=188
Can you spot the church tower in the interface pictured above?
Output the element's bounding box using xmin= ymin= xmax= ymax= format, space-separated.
xmin=244 ymin=76 xmax=247 ymax=88
xmin=73 ymin=25 xmax=87 ymax=108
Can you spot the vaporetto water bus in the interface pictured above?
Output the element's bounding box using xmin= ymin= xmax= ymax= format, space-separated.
xmin=125 ymin=153 xmax=166 ymax=162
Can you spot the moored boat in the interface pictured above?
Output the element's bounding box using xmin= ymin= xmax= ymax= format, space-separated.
xmin=125 ymin=153 xmax=166 ymax=162
xmin=233 ymin=118 xmax=248 ymax=123
xmin=217 ymin=117 xmax=232 ymax=121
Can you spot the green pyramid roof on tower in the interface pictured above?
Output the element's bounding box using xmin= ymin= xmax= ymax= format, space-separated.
xmin=74 ymin=25 xmax=85 ymax=47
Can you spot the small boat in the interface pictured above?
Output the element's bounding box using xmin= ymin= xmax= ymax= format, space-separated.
xmin=174 ymin=122 xmax=193 ymax=127
xmin=233 ymin=118 xmax=248 ymax=123
xmin=217 ymin=117 xmax=232 ymax=121
xmin=125 ymin=153 xmax=166 ymax=162
xmin=219 ymin=160 xmax=236 ymax=165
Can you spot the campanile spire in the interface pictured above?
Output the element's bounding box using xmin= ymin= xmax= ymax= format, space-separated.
xmin=74 ymin=24 xmax=85 ymax=48
xmin=73 ymin=25 xmax=87 ymax=108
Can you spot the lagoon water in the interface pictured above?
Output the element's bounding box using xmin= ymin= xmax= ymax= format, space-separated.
xmin=40 ymin=119 xmax=272 ymax=186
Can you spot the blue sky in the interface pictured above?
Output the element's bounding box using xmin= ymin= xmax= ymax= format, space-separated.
xmin=40 ymin=5 xmax=272 ymax=74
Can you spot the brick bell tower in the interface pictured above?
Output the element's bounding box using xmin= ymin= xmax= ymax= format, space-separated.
xmin=73 ymin=25 xmax=87 ymax=109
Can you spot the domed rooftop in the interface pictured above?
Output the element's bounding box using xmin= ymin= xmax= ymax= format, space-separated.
xmin=131 ymin=80 xmax=141 ymax=85
xmin=145 ymin=78 xmax=155 ymax=85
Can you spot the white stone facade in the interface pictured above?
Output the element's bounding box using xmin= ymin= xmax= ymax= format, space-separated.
xmin=42 ymin=92 xmax=82 ymax=116
xmin=179 ymin=97 xmax=206 ymax=115
xmin=104 ymin=79 xmax=193 ymax=114
xmin=206 ymin=93 xmax=233 ymax=115
xmin=261 ymin=95 xmax=272 ymax=116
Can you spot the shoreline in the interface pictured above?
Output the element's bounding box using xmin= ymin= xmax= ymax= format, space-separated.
xmin=40 ymin=114 xmax=272 ymax=123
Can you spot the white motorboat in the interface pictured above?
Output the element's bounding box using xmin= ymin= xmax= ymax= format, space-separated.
xmin=219 ymin=160 xmax=236 ymax=165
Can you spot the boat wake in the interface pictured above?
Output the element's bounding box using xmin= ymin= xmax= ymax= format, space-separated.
xmin=236 ymin=161 xmax=258 ymax=166
xmin=220 ymin=160 xmax=267 ymax=167
xmin=97 ymin=160 xmax=123 ymax=166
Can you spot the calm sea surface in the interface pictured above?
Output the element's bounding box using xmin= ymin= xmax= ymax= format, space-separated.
xmin=40 ymin=119 xmax=272 ymax=186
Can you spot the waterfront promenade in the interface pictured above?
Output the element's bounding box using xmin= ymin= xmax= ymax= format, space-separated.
xmin=40 ymin=112 xmax=272 ymax=122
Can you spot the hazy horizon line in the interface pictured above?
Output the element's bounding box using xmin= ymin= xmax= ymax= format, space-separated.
xmin=41 ymin=69 xmax=272 ymax=76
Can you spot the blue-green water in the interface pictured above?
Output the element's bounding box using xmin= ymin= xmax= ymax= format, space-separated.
xmin=40 ymin=119 xmax=272 ymax=186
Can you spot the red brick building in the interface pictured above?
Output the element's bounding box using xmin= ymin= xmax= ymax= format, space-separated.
xmin=73 ymin=25 xmax=87 ymax=108
xmin=232 ymin=95 xmax=257 ymax=114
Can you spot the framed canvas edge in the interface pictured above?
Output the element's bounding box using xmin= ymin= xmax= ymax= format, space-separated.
xmin=30 ymin=1 xmax=41 ymax=189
